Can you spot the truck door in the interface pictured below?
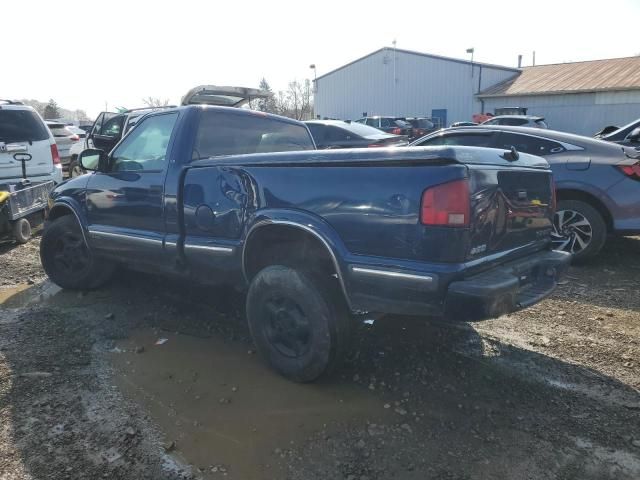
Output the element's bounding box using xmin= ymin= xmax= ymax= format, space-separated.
xmin=84 ymin=111 xmax=178 ymax=263
xmin=90 ymin=113 xmax=125 ymax=153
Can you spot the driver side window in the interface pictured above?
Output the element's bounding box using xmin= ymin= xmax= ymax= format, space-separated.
xmin=110 ymin=113 xmax=178 ymax=172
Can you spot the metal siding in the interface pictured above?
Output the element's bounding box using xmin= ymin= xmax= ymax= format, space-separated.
xmin=315 ymin=50 xmax=517 ymax=125
xmin=482 ymin=92 xmax=640 ymax=136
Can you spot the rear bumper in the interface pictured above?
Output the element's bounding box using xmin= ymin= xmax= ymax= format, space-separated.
xmin=444 ymin=249 xmax=571 ymax=320
xmin=346 ymin=249 xmax=571 ymax=318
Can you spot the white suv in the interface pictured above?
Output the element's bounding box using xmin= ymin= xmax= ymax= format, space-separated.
xmin=0 ymin=101 xmax=63 ymax=185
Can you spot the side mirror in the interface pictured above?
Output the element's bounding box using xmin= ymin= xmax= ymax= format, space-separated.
xmin=79 ymin=148 xmax=108 ymax=172
xmin=627 ymin=127 xmax=640 ymax=143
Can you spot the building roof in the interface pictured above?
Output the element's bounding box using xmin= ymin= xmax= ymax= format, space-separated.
xmin=478 ymin=56 xmax=640 ymax=98
xmin=316 ymin=47 xmax=520 ymax=82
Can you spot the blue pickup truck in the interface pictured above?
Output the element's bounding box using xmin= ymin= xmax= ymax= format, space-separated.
xmin=40 ymin=105 xmax=570 ymax=381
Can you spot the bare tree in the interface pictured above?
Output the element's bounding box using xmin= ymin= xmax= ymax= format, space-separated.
xmin=142 ymin=97 xmax=170 ymax=108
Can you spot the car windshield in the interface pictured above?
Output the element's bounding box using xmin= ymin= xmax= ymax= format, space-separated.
xmin=0 ymin=110 xmax=49 ymax=143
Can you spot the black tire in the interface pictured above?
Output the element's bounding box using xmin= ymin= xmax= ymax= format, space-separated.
xmin=246 ymin=265 xmax=351 ymax=382
xmin=40 ymin=215 xmax=115 ymax=289
xmin=552 ymin=199 xmax=607 ymax=261
xmin=12 ymin=218 xmax=31 ymax=244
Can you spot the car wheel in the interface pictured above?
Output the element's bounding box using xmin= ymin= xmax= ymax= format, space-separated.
xmin=12 ymin=218 xmax=31 ymax=244
xmin=40 ymin=215 xmax=115 ymax=289
xmin=246 ymin=265 xmax=351 ymax=382
xmin=552 ymin=199 xmax=606 ymax=261
xmin=69 ymin=156 xmax=85 ymax=178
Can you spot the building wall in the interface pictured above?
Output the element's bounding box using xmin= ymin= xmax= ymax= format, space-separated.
xmin=315 ymin=49 xmax=518 ymax=125
xmin=482 ymin=91 xmax=640 ymax=136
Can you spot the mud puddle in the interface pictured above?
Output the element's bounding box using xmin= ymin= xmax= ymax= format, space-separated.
xmin=111 ymin=330 xmax=389 ymax=479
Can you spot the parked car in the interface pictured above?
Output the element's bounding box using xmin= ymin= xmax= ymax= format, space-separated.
xmin=42 ymin=105 xmax=569 ymax=382
xmin=0 ymin=100 xmax=63 ymax=186
xmin=412 ymin=126 xmax=640 ymax=260
xmin=403 ymin=117 xmax=436 ymax=139
xmin=305 ymin=120 xmax=408 ymax=149
xmin=355 ymin=116 xmax=413 ymax=137
xmin=596 ymin=117 xmax=640 ymax=147
xmin=47 ymin=121 xmax=82 ymax=177
xmin=68 ymin=85 xmax=269 ymax=178
xmin=482 ymin=115 xmax=548 ymax=128
xmin=451 ymin=121 xmax=478 ymax=127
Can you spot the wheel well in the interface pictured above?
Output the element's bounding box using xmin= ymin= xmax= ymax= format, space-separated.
xmin=244 ymin=224 xmax=338 ymax=282
xmin=48 ymin=205 xmax=74 ymax=222
xmin=556 ymin=189 xmax=613 ymax=232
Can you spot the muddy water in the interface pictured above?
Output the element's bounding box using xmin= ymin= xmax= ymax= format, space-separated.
xmin=112 ymin=329 xmax=390 ymax=480
xmin=0 ymin=282 xmax=61 ymax=308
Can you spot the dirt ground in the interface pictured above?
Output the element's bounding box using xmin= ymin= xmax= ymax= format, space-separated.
xmin=0 ymin=236 xmax=639 ymax=480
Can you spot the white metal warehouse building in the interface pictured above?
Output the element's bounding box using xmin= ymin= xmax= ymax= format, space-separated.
xmin=314 ymin=47 xmax=520 ymax=128
xmin=315 ymin=48 xmax=640 ymax=136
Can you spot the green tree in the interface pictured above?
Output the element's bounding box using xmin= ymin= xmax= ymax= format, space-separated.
xmin=43 ymin=99 xmax=60 ymax=119
xmin=256 ymin=78 xmax=277 ymax=113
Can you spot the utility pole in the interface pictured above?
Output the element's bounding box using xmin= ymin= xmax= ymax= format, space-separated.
xmin=392 ymin=39 xmax=397 ymax=116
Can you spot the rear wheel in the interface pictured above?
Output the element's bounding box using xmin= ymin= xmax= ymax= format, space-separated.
xmin=40 ymin=215 xmax=115 ymax=289
xmin=12 ymin=218 xmax=31 ymax=244
xmin=246 ymin=265 xmax=351 ymax=382
xmin=552 ymin=199 xmax=606 ymax=261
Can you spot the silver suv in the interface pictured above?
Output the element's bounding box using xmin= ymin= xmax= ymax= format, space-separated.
xmin=0 ymin=100 xmax=63 ymax=185
xmin=482 ymin=115 xmax=548 ymax=128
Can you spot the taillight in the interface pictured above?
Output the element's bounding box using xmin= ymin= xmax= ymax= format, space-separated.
xmin=367 ymin=143 xmax=384 ymax=148
xmin=551 ymin=177 xmax=557 ymax=212
xmin=421 ymin=179 xmax=470 ymax=227
xmin=619 ymin=162 xmax=640 ymax=180
xmin=69 ymin=134 xmax=80 ymax=142
xmin=391 ymin=127 xmax=402 ymax=135
xmin=50 ymin=144 xmax=61 ymax=165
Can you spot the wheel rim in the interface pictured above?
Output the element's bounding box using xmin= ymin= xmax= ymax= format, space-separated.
xmin=51 ymin=231 xmax=91 ymax=275
xmin=263 ymin=296 xmax=312 ymax=358
xmin=552 ymin=209 xmax=593 ymax=254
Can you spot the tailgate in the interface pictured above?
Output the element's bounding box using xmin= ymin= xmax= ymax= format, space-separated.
xmin=464 ymin=149 xmax=554 ymax=261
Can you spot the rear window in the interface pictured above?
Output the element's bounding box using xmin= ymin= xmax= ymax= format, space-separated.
xmin=421 ymin=133 xmax=493 ymax=147
xmin=534 ymin=119 xmax=548 ymax=128
xmin=192 ymin=111 xmax=315 ymax=159
xmin=0 ymin=109 xmax=49 ymax=143
xmin=410 ymin=119 xmax=434 ymax=129
xmin=341 ymin=122 xmax=387 ymax=137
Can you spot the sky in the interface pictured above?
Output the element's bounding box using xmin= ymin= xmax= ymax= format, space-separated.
xmin=3 ymin=0 xmax=639 ymax=119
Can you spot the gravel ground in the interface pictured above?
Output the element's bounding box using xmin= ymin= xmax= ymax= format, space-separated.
xmin=0 ymin=235 xmax=638 ymax=480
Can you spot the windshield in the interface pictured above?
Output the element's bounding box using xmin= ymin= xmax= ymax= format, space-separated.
xmin=0 ymin=110 xmax=49 ymax=143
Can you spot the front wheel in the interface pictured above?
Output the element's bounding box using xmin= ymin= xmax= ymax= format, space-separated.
xmin=246 ymin=265 xmax=351 ymax=382
xmin=552 ymin=199 xmax=606 ymax=261
xmin=40 ymin=215 xmax=115 ymax=289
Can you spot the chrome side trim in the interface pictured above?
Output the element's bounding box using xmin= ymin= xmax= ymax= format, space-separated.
xmin=351 ymin=266 xmax=434 ymax=283
xmin=88 ymin=229 xmax=163 ymax=245
xmin=242 ymin=219 xmax=352 ymax=309
xmin=184 ymin=243 xmax=234 ymax=254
